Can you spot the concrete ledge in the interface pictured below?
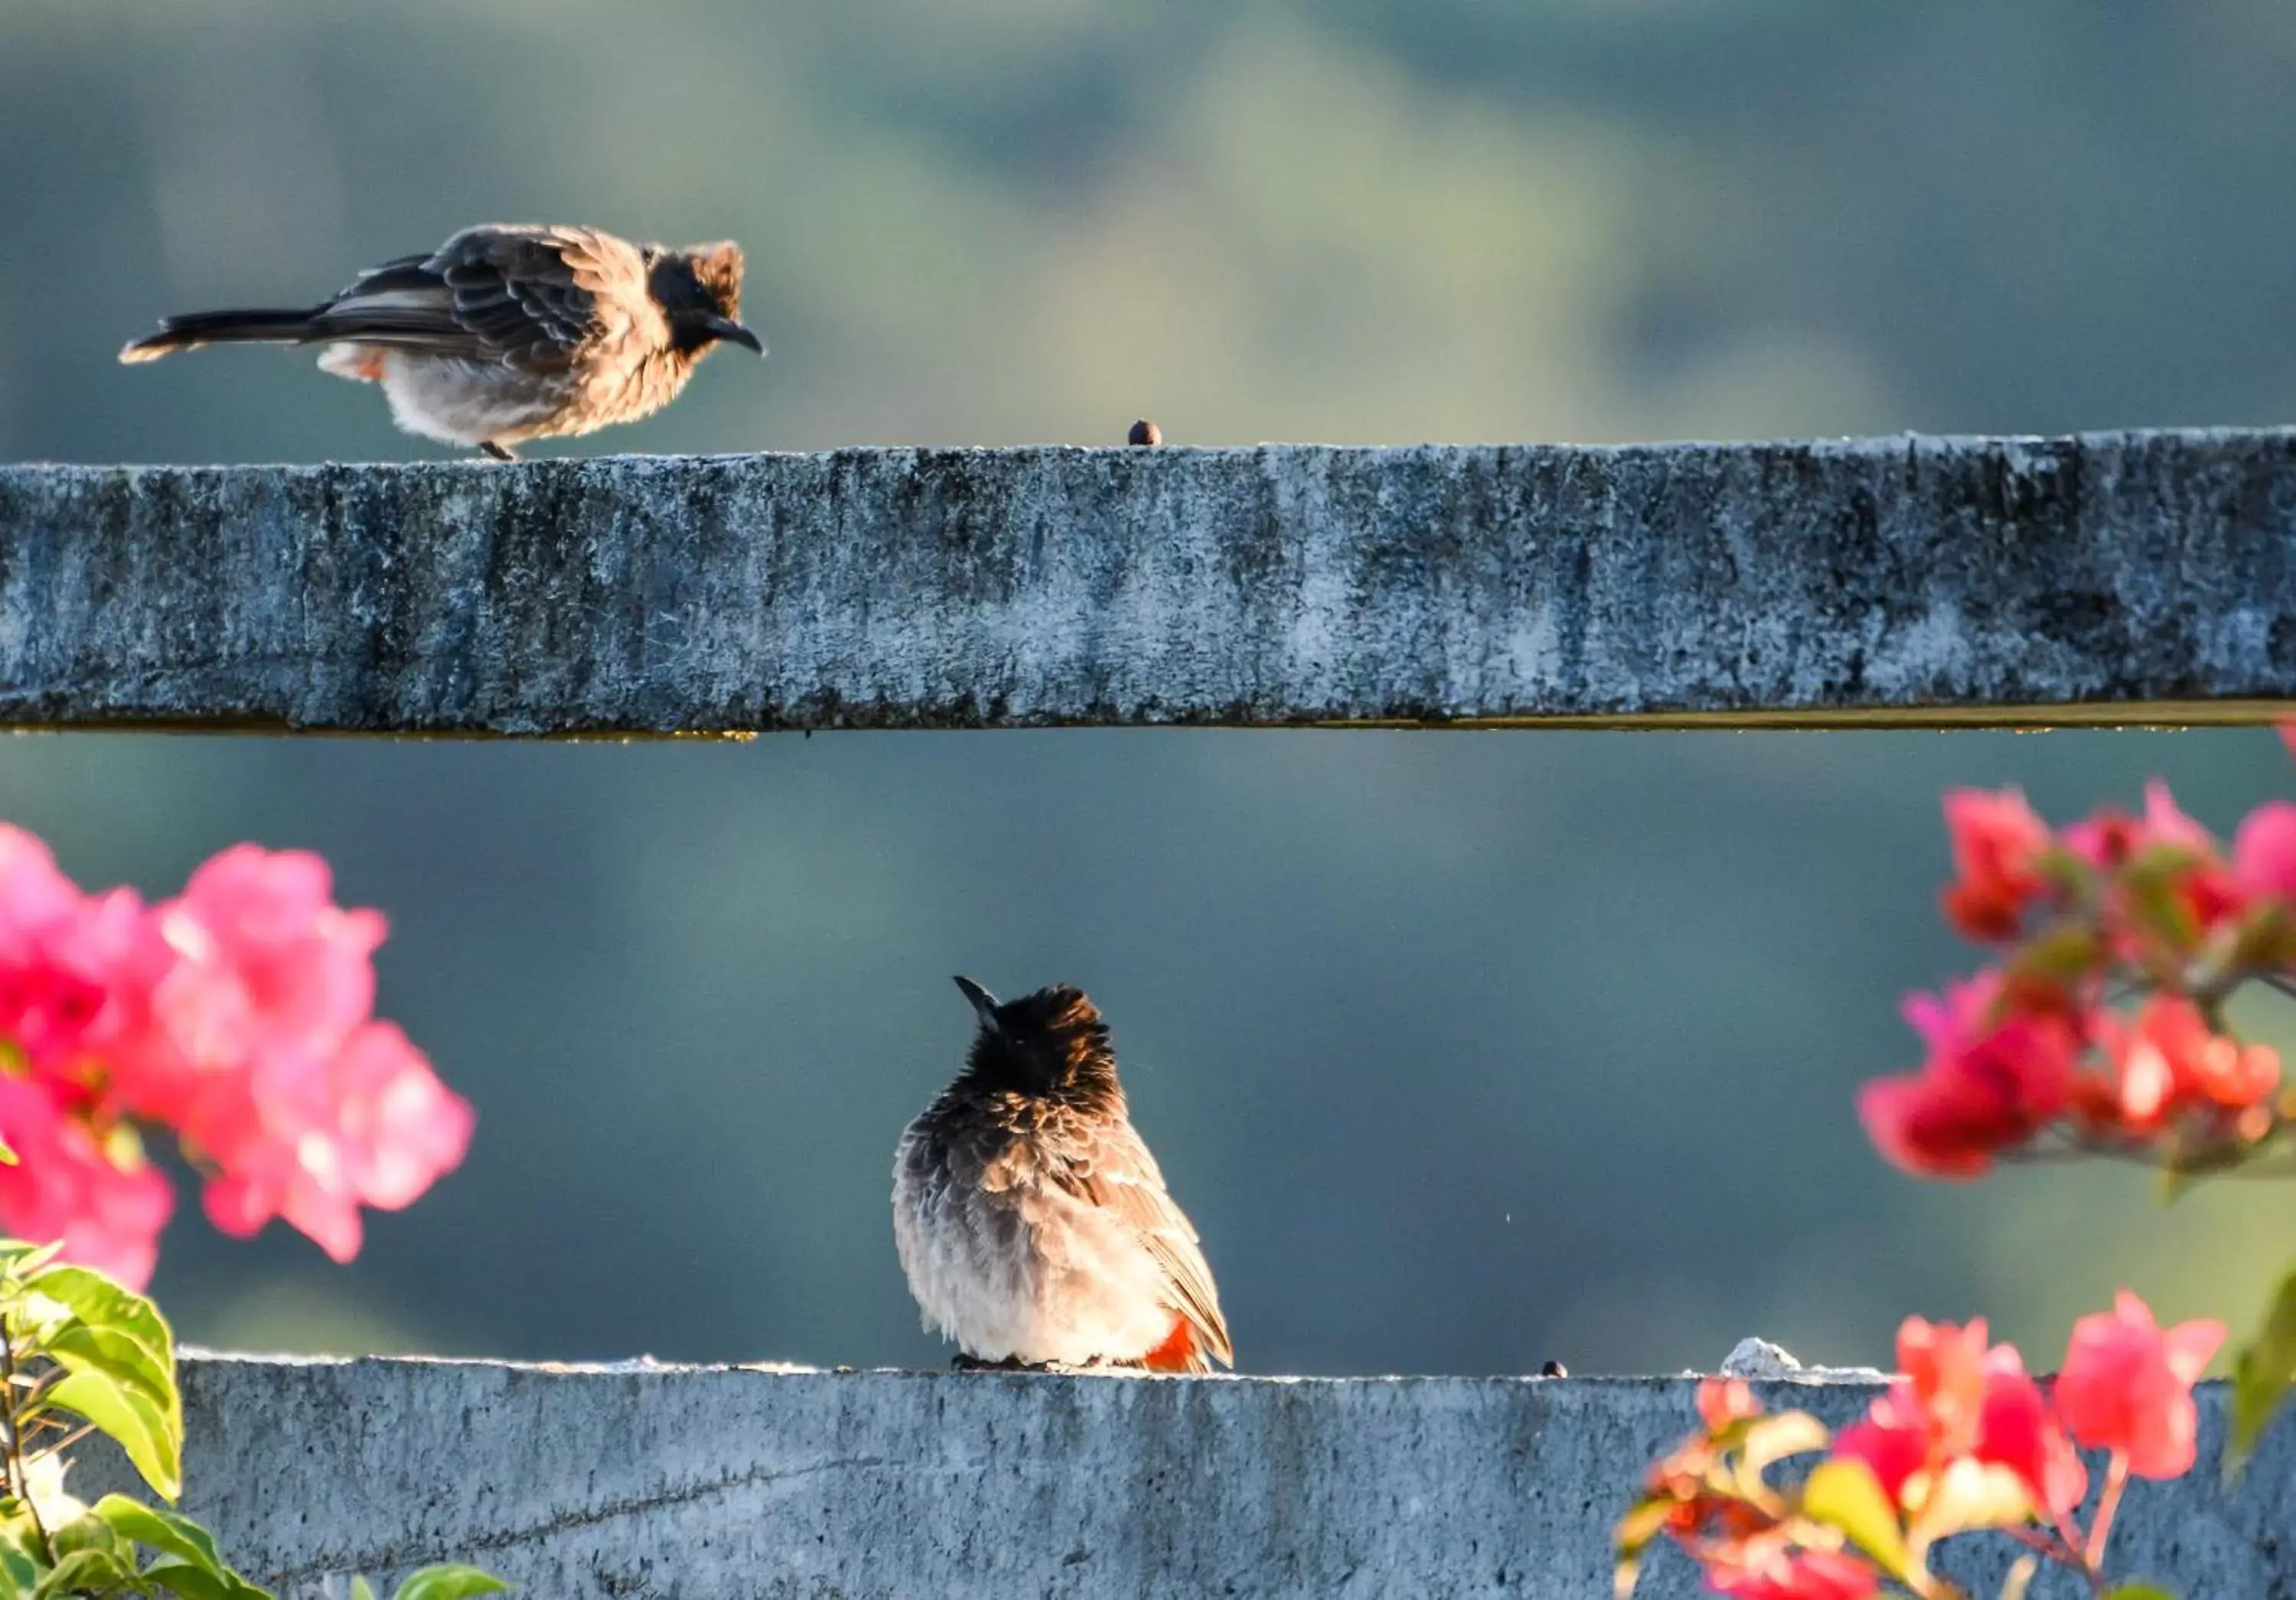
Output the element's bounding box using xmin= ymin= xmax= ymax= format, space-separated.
xmin=68 ymin=1356 xmax=2291 ymax=1599
xmin=6 ymin=433 xmax=2296 ymax=733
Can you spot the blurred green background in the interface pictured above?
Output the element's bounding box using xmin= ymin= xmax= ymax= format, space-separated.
xmin=5 ymin=1 xmax=2296 ymax=1374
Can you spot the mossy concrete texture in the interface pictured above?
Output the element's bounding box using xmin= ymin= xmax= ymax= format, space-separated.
xmin=66 ymin=1356 xmax=2291 ymax=1599
xmin=6 ymin=433 xmax=2296 ymax=733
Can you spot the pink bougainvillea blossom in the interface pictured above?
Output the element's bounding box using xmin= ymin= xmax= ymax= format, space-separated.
xmin=0 ymin=831 xmax=471 ymax=1287
xmin=2054 ymin=1291 xmax=2225 ymax=1481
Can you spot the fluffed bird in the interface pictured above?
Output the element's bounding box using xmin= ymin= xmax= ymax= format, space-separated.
xmin=892 ymin=977 xmax=1232 ymax=1374
xmin=119 ymin=223 xmax=763 ymax=459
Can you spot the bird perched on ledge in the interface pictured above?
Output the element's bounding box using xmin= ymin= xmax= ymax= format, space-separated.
xmin=119 ymin=223 xmax=764 ymax=459
xmin=893 ymin=977 xmax=1233 ymax=1374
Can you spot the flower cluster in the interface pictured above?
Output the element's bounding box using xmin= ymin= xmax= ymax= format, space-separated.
xmin=1859 ymin=772 xmax=2296 ymax=1180
xmin=1616 ymin=1296 xmax=2223 ymax=1600
xmin=0 ymin=827 xmax=472 ymax=1287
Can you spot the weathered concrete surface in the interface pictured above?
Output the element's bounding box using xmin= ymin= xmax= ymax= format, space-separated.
xmin=67 ymin=1357 xmax=2294 ymax=1599
xmin=7 ymin=433 xmax=2296 ymax=733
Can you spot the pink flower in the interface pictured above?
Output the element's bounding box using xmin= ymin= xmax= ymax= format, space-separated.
xmin=145 ymin=845 xmax=383 ymax=1091
xmin=0 ymin=827 xmax=469 ymax=1279
xmin=2233 ymin=800 xmax=2296 ymax=906
xmin=1940 ymin=790 xmax=2052 ymax=942
xmin=2054 ymin=1291 xmax=2224 ymax=1479
xmin=0 ymin=1076 xmax=171 ymax=1289
xmin=201 ymin=1021 xmax=474 ymax=1261
xmin=2138 ymin=781 xmax=2215 ymax=855
xmin=1833 ymin=1317 xmax=2086 ymax=1521
xmin=1698 ymin=1376 xmax=1761 ymax=1432
xmin=0 ymin=828 xmax=150 ymax=1083
xmin=119 ymin=844 xmax=469 ymax=1262
xmin=1859 ymin=978 xmax=2073 ymax=1177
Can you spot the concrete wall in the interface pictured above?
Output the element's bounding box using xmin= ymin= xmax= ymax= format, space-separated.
xmin=6 ymin=433 xmax=2296 ymax=733
xmin=70 ymin=1356 xmax=2284 ymax=1599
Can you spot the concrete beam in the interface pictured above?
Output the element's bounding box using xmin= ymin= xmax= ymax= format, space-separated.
xmin=69 ymin=1357 xmax=2289 ymax=1599
xmin=5 ymin=433 xmax=2296 ymax=734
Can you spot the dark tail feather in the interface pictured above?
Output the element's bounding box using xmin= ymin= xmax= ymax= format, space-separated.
xmin=118 ymin=308 xmax=323 ymax=364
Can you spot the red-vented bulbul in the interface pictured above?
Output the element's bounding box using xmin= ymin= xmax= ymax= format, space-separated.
xmin=892 ymin=977 xmax=1233 ymax=1374
xmin=119 ymin=223 xmax=763 ymax=459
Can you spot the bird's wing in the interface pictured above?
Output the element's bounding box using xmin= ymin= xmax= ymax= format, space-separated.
xmin=1060 ymin=1121 xmax=1233 ymax=1368
xmin=308 ymin=225 xmax=649 ymax=373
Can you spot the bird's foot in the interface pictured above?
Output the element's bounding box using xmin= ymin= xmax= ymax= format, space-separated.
xmin=478 ymin=440 xmax=517 ymax=462
xmin=953 ymin=1353 xmax=1100 ymax=1374
xmin=951 ymin=1353 xmax=1029 ymax=1372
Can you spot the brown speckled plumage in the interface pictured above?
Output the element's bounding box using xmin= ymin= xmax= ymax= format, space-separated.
xmin=119 ymin=223 xmax=763 ymax=458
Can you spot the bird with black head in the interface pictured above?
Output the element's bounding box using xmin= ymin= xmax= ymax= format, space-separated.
xmin=892 ymin=977 xmax=1232 ymax=1374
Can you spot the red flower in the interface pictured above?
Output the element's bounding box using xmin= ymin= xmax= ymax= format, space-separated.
xmin=1941 ymin=790 xmax=2052 ymax=941
xmin=1859 ymin=978 xmax=2073 ymax=1177
xmin=1704 ymin=1544 xmax=1877 ymax=1600
xmin=2105 ymin=997 xmax=2278 ymax=1129
xmin=1970 ymin=1344 xmax=2088 ymax=1520
xmin=2054 ymin=1291 xmax=2224 ymax=1479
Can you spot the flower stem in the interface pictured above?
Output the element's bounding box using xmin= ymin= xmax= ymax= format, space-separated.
xmin=2085 ymin=1451 xmax=2130 ymax=1574
xmin=0 ymin=1308 xmax=48 ymax=1563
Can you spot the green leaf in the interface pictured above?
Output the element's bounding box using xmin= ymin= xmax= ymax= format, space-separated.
xmin=34 ymin=1545 xmax=141 ymax=1598
xmin=1801 ymin=1457 xmax=1918 ymax=1589
xmin=2153 ymin=1162 xmax=2198 ymax=1207
xmin=0 ymin=1140 xmax=18 ymax=1167
xmin=0 ymin=1244 xmax=60 ymax=1285
xmin=140 ymin=1560 xmax=274 ymax=1600
xmin=47 ymin=1511 xmax=126 ymax=1564
xmin=44 ymin=1323 xmax=180 ymax=1432
xmin=47 ymin=1371 xmax=178 ymax=1501
xmin=0 ymin=1543 xmax=38 ymax=1600
xmin=350 ymin=1579 xmax=377 ymax=1600
xmin=2008 ymin=920 xmax=2101 ymax=984
xmin=24 ymin=1267 xmax=175 ymax=1389
xmin=139 ymin=1562 xmax=236 ymax=1600
xmin=390 ymin=1566 xmax=508 ymax=1600
xmin=2100 ymin=1587 xmax=2180 ymax=1600
xmin=2230 ymin=1267 xmax=2296 ymax=1474
xmin=90 ymin=1497 xmax=223 ymax=1579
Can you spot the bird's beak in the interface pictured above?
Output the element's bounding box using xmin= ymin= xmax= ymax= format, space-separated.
xmin=706 ymin=315 xmax=765 ymax=355
xmin=952 ymin=975 xmax=1002 ymax=1036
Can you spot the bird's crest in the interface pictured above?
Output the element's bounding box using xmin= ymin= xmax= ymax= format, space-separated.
xmin=957 ymin=980 xmax=1120 ymax=1103
xmin=682 ymin=241 xmax=745 ymax=314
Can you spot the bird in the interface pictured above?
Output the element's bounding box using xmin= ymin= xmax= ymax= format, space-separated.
xmin=892 ymin=977 xmax=1232 ymax=1374
xmin=118 ymin=223 xmax=764 ymax=459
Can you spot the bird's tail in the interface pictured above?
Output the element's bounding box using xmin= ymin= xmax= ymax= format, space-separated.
xmin=118 ymin=308 xmax=324 ymax=364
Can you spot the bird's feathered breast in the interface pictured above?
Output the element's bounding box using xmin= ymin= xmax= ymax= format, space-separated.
xmin=899 ymin=1076 xmax=1233 ymax=1370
